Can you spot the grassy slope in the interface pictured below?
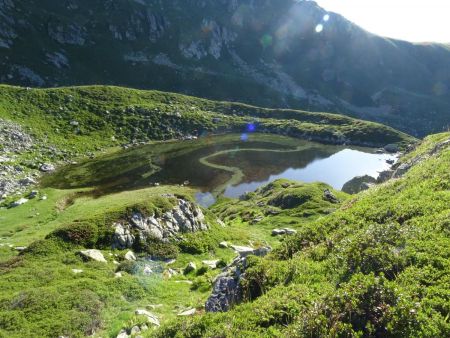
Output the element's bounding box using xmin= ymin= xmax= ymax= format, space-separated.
xmin=156 ymin=132 xmax=450 ymax=337
xmin=0 ymin=85 xmax=414 ymax=155
xmin=0 ymin=175 xmax=350 ymax=337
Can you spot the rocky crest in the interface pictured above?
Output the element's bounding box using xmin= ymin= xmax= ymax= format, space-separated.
xmin=112 ymin=198 xmax=208 ymax=249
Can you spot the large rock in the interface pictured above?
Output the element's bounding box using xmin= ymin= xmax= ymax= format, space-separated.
xmin=206 ymin=245 xmax=271 ymax=312
xmin=205 ymin=276 xmax=241 ymax=313
xmin=342 ymin=175 xmax=377 ymax=194
xmin=112 ymin=198 xmax=208 ymax=249
xmin=79 ymin=249 xmax=107 ymax=263
xmin=323 ymin=189 xmax=339 ymax=203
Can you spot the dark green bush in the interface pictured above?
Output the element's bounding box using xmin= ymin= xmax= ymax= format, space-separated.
xmin=49 ymin=222 xmax=98 ymax=248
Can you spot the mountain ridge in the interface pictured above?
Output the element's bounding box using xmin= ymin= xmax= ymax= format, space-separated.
xmin=0 ymin=0 xmax=449 ymax=136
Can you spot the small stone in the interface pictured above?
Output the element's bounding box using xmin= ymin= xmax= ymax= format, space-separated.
xmin=135 ymin=309 xmax=160 ymax=326
xmin=116 ymin=329 xmax=129 ymax=338
xmin=28 ymin=190 xmax=38 ymax=199
xmin=230 ymin=245 xmax=254 ymax=257
xmin=79 ymin=249 xmax=107 ymax=263
xmin=250 ymin=216 xmax=264 ymax=224
xmin=283 ymin=228 xmax=297 ymax=235
xmin=143 ymin=266 xmax=153 ymax=275
xmin=184 ymin=262 xmax=197 ymax=274
xmin=177 ymin=308 xmax=196 ymax=316
xmin=140 ymin=324 xmax=148 ymax=331
xmin=323 ymin=189 xmax=339 ymax=204
xmin=115 ymin=272 xmax=123 ymax=278
xmin=72 ymin=269 xmax=83 ymax=274
xmin=130 ymin=326 xmax=140 ymax=335
xmin=202 ymin=260 xmax=220 ymax=269
xmin=124 ymin=250 xmax=137 ymax=261
xmin=39 ymin=163 xmax=55 ymax=172
xmin=219 ymin=241 xmax=228 ymax=248
xmin=272 ymin=229 xmax=286 ymax=236
xmin=40 ymin=195 xmax=48 ymax=201
xmin=14 ymin=246 xmax=27 ymax=252
xmin=10 ymin=198 xmax=29 ymax=207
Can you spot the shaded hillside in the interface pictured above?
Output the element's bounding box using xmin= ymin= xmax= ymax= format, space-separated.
xmin=0 ymin=0 xmax=449 ymax=135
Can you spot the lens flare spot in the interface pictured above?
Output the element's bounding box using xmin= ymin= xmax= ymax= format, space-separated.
xmin=260 ymin=34 xmax=273 ymax=48
xmin=315 ymin=24 xmax=324 ymax=33
xmin=240 ymin=133 xmax=249 ymax=142
xmin=246 ymin=123 xmax=256 ymax=132
xmin=323 ymin=14 xmax=330 ymax=22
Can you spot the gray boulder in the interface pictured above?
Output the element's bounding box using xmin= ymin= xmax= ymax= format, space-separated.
xmin=79 ymin=249 xmax=107 ymax=263
xmin=323 ymin=189 xmax=339 ymax=203
xmin=205 ymin=276 xmax=240 ymax=312
xmin=342 ymin=175 xmax=377 ymax=194
xmin=112 ymin=198 xmax=208 ymax=249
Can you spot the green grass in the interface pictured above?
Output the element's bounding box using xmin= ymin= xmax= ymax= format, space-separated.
xmin=0 ymin=85 xmax=414 ymax=157
xmin=155 ymin=132 xmax=450 ymax=337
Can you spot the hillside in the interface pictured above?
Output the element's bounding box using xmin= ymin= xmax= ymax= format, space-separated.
xmin=0 ymin=123 xmax=448 ymax=337
xmin=155 ymin=132 xmax=450 ymax=337
xmin=0 ymin=0 xmax=449 ymax=136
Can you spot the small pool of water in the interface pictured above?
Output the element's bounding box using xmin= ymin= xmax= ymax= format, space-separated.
xmin=43 ymin=134 xmax=397 ymax=207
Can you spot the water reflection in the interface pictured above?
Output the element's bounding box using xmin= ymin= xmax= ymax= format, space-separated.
xmin=42 ymin=134 xmax=396 ymax=207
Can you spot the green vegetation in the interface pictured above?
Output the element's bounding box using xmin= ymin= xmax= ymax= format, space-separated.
xmin=156 ymin=133 xmax=450 ymax=337
xmin=0 ymin=85 xmax=413 ymax=157
xmin=1 ymin=83 xmax=448 ymax=337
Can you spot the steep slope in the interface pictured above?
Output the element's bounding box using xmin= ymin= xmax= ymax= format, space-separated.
xmin=0 ymin=0 xmax=449 ymax=136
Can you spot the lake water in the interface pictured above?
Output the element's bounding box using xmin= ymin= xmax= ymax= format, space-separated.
xmin=44 ymin=134 xmax=397 ymax=207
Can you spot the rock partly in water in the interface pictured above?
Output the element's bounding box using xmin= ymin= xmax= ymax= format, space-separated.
xmin=377 ymin=170 xmax=394 ymax=183
xmin=384 ymin=144 xmax=399 ymax=153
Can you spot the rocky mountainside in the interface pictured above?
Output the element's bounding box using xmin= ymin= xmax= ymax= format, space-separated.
xmin=0 ymin=0 xmax=449 ymax=136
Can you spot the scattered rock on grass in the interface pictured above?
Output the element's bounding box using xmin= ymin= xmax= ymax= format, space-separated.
xmin=135 ymin=309 xmax=160 ymax=326
xmin=178 ymin=308 xmax=196 ymax=316
xmin=79 ymin=249 xmax=107 ymax=263
xmin=184 ymin=262 xmax=196 ymax=274
xmin=124 ymin=250 xmax=136 ymax=261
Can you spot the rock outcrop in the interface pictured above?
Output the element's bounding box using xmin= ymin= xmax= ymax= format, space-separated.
xmin=205 ymin=245 xmax=271 ymax=312
xmin=112 ymin=198 xmax=208 ymax=249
